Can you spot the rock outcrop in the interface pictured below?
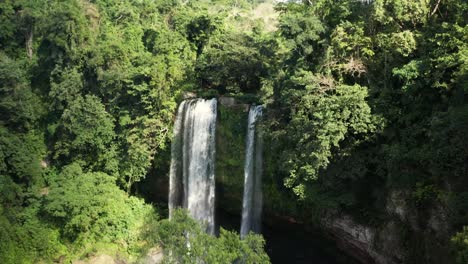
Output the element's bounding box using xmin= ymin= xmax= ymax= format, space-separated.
xmin=321 ymin=189 xmax=453 ymax=264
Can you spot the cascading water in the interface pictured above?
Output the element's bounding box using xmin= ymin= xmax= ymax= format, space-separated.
xmin=240 ymin=105 xmax=263 ymax=238
xmin=169 ymin=98 xmax=217 ymax=234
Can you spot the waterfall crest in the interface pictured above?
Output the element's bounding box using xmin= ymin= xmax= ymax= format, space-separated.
xmin=169 ymin=98 xmax=217 ymax=234
xmin=240 ymin=105 xmax=263 ymax=238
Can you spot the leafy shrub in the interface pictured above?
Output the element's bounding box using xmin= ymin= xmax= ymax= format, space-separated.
xmin=43 ymin=163 xmax=156 ymax=255
xmin=0 ymin=206 xmax=66 ymax=264
xmin=154 ymin=209 xmax=270 ymax=264
xmin=452 ymin=226 xmax=468 ymax=264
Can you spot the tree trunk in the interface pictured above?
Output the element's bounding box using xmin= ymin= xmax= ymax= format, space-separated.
xmin=430 ymin=0 xmax=442 ymax=16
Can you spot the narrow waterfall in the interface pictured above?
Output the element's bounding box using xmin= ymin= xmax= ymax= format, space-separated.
xmin=169 ymin=98 xmax=217 ymax=234
xmin=240 ymin=105 xmax=263 ymax=238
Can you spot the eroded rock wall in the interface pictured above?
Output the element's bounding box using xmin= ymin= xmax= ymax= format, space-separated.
xmin=321 ymin=190 xmax=454 ymax=264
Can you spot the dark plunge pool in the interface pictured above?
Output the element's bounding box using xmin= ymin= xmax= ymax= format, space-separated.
xmin=137 ymin=177 xmax=359 ymax=264
xmin=217 ymin=209 xmax=358 ymax=264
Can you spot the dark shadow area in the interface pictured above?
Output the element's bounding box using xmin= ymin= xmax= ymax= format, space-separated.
xmin=217 ymin=208 xmax=359 ymax=264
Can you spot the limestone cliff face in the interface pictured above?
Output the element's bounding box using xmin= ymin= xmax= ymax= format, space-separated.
xmin=322 ymin=215 xmax=404 ymax=264
xmin=321 ymin=190 xmax=453 ymax=264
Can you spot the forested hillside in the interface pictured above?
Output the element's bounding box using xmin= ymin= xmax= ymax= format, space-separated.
xmin=259 ymin=1 xmax=468 ymax=263
xmin=0 ymin=0 xmax=467 ymax=263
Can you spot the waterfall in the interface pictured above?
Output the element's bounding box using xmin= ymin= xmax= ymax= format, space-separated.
xmin=169 ymin=98 xmax=217 ymax=234
xmin=240 ymin=105 xmax=263 ymax=238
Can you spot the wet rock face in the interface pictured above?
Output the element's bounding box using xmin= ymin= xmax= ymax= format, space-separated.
xmin=322 ymin=215 xmax=407 ymax=264
xmin=375 ymin=221 xmax=405 ymax=264
xmin=386 ymin=191 xmax=408 ymax=221
xmin=183 ymin=92 xmax=197 ymax=99
xmin=218 ymin=96 xmax=250 ymax=111
xmin=321 ymin=188 xmax=454 ymax=264
xmin=428 ymin=202 xmax=450 ymax=238
xmin=218 ymin=96 xmax=236 ymax=106
xmin=323 ymin=216 xmax=382 ymax=264
xmin=385 ymin=190 xmax=419 ymax=231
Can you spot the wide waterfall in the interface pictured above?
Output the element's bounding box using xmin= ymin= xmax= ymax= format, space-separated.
xmin=169 ymin=98 xmax=217 ymax=234
xmin=240 ymin=105 xmax=263 ymax=238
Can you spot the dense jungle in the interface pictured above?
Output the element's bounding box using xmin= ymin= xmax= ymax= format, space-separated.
xmin=0 ymin=0 xmax=467 ymax=263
